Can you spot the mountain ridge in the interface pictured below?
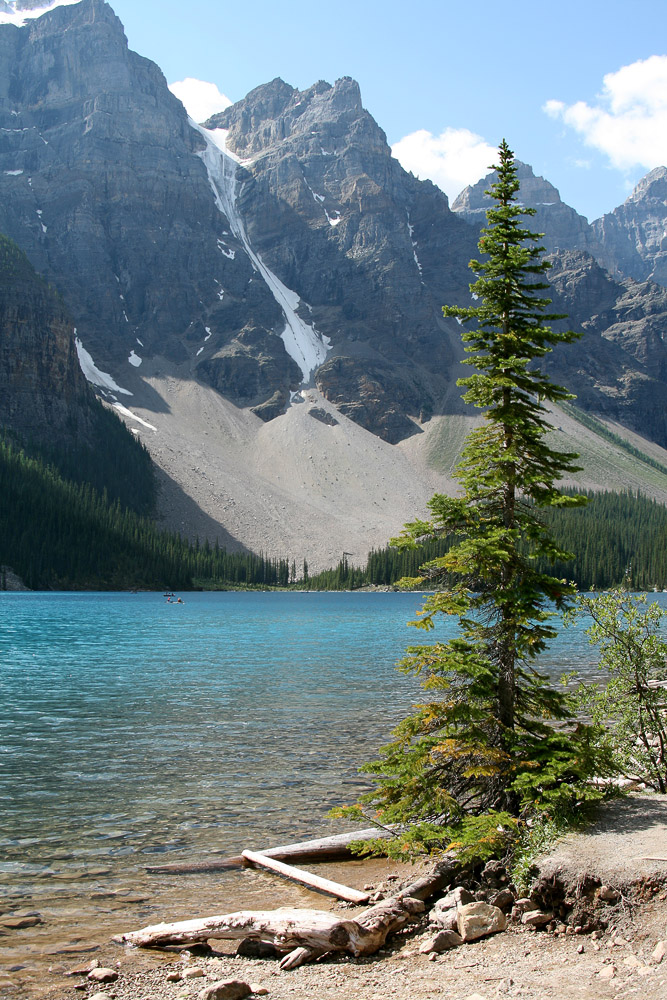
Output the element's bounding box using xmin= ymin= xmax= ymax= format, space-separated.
xmin=0 ymin=0 xmax=666 ymax=570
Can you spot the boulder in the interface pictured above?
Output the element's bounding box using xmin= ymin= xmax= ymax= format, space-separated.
xmin=488 ymin=889 xmax=515 ymax=911
xmin=456 ymin=902 xmax=507 ymax=943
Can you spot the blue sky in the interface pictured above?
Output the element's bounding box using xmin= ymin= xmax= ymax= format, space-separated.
xmin=63 ymin=1 xmax=667 ymax=220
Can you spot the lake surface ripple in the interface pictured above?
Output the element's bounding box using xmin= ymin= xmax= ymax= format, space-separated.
xmin=1 ymin=590 xmax=665 ymax=996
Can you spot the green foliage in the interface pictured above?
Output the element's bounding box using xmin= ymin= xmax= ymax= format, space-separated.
xmin=303 ymin=491 xmax=667 ymax=592
xmin=565 ymin=589 xmax=667 ymax=793
xmin=336 ymin=141 xmax=610 ymax=859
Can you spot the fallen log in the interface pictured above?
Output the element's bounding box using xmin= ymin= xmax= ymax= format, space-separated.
xmin=115 ymin=858 xmax=461 ymax=969
xmin=241 ymin=849 xmax=369 ymax=904
xmin=145 ymin=828 xmax=393 ymax=875
xmin=114 ymin=894 xmax=425 ymax=969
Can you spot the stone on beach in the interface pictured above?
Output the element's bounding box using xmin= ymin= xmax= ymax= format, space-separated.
xmin=87 ymin=967 xmax=118 ymax=983
xmin=456 ymin=902 xmax=507 ymax=942
xmin=199 ymin=979 xmax=253 ymax=1000
xmin=419 ymin=929 xmax=463 ymax=953
xmin=521 ymin=909 xmax=554 ymax=927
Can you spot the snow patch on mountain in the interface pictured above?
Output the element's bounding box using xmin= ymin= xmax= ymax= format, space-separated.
xmin=75 ymin=336 xmax=132 ymax=396
xmin=192 ymin=120 xmax=331 ymax=383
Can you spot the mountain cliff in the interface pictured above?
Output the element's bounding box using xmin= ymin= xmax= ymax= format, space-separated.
xmin=0 ymin=232 xmax=92 ymax=444
xmin=592 ymin=168 xmax=667 ymax=286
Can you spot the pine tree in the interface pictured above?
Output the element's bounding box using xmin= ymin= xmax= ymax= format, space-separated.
xmin=338 ymin=142 xmax=610 ymax=859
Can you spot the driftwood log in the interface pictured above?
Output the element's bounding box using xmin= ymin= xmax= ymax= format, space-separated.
xmin=115 ymin=896 xmax=424 ymax=969
xmin=145 ymin=828 xmax=395 ymax=875
xmin=241 ymin=850 xmax=370 ymax=904
xmin=115 ymin=856 xmax=461 ymax=969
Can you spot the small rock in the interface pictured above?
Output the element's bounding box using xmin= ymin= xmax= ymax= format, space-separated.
xmin=419 ymin=929 xmax=463 ymax=953
xmin=182 ymin=966 xmax=205 ymax=978
xmin=166 ymin=971 xmax=182 ymax=982
xmin=623 ymin=955 xmax=642 ymax=969
xmin=1 ymin=915 xmax=42 ymax=929
xmin=599 ymin=885 xmax=618 ymax=903
xmin=200 ymin=979 xmax=252 ymax=1000
xmin=249 ymin=988 xmax=269 ymax=997
xmin=88 ymin=994 xmax=114 ymax=1000
xmin=577 ymin=944 xmax=585 ymax=954
xmin=521 ymin=909 xmax=553 ymax=927
xmin=514 ymin=898 xmax=533 ymax=911
xmin=481 ymin=860 xmax=507 ymax=884
xmin=66 ymin=960 xmax=99 ymax=976
xmin=457 ymin=902 xmax=506 ymax=942
xmin=438 ymin=886 xmax=475 ymax=910
xmin=88 ymin=968 xmax=118 ymax=984
xmin=652 ymin=940 xmax=667 ymax=964
xmin=597 ymin=965 xmax=616 ymax=981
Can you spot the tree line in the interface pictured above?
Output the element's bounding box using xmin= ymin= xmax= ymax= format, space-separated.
xmin=1 ymin=433 xmax=666 ymax=592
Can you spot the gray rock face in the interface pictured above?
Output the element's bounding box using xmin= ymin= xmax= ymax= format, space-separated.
xmin=545 ymin=250 xmax=667 ymax=445
xmin=453 ymin=161 xmax=609 ymax=263
xmin=455 ymin=164 xmax=667 ymax=448
xmin=0 ymin=0 xmax=280 ymax=405
xmin=0 ymin=234 xmax=96 ymax=446
xmin=209 ymin=76 xmax=476 ymax=441
xmin=1 ymin=0 xmax=667 ymax=457
xmin=592 ymin=167 xmax=667 ymax=285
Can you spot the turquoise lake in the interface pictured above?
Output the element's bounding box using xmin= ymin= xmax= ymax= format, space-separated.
xmin=1 ymin=590 xmax=665 ymax=996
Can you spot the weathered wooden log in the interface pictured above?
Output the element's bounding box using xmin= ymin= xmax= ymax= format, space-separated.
xmin=145 ymin=828 xmax=393 ymax=875
xmin=114 ymin=894 xmax=425 ymax=969
xmin=241 ymin=850 xmax=369 ymax=904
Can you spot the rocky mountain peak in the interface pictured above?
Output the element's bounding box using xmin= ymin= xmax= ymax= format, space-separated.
xmin=624 ymin=165 xmax=667 ymax=206
xmin=592 ymin=165 xmax=667 ymax=285
xmin=453 ymin=160 xmax=609 ymax=264
xmin=210 ymin=75 xmax=385 ymax=160
xmin=452 ymin=160 xmax=562 ymax=215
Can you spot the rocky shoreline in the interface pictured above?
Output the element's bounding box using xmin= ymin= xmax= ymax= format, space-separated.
xmin=29 ymin=795 xmax=667 ymax=1000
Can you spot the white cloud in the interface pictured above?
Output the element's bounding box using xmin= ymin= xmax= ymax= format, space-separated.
xmin=391 ymin=127 xmax=497 ymax=201
xmin=544 ymin=55 xmax=667 ymax=171
xmin=168 ymin=78 xmax=232 ymax=123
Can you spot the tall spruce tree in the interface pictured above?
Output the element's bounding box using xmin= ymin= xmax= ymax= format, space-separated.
xmin=338 ymin=142 xmax=609 ymax=859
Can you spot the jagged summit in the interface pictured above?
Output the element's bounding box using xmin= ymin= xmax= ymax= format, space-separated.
xmin=623 ymin=165 xmax=667 ymax=205
xmin=452 ymin=160 xmax=562 ymax=214
xmin=208 ymin=75 xmax=380 ymax=161
xmin=452 ymin=160 xmax=608 ymax=262
xmin=593 ymin=164 xmax=667 ymax=285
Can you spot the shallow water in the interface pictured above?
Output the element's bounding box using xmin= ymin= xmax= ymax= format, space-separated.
xmin=1 ymin=590 xmax=665 ymax=996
